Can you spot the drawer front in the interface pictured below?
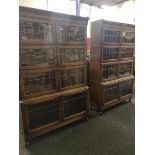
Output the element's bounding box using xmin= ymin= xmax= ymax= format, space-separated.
xmin=19 ymin=20 xmax=55 ymax=43
xmin=104 ymin=83 xmax=119 ymax=103
xmin=102 ymin=47 xmax=119 ymax=62
xmin=56 ymin=23 xmax=86 ymax=44
xmin=58 ymin=46 xmax=85 ymax=66
xmin=63 ymin=92 xmax=87 ymax=118
xmin=20 ymin=46 xmax=56 ymax=69
xmin=20 ymin=69 xmax=58 ymax=98
xmin=119 ymin=62 xmax=133 ymax=77
xmin=120 ymin=79 xmax=133 ymax=97
xmin=27 ymin=98 xmax=60 ymax=130
xmin=102 ymin=63 xmax=118 ymax=81
xmin=59 ymin=66 xmax=86 ymax=90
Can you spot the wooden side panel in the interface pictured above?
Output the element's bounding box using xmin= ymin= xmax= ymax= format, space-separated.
xmin=90 ymin=46 xmax=102 ymax=105
xmin=91 ymin=20 xmax=102 ymax=46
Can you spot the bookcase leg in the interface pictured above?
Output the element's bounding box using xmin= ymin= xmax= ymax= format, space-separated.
xmin=25 ymin=136 xmax=31 ymax=147
xmin=84 ymin=117 xmax=89 ymax=121
xmin=99 ymin=111 xmax=103 ymax=115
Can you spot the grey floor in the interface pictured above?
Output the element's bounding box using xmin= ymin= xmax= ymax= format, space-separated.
xmin=20 ymin=98 xmax=135 ymax=155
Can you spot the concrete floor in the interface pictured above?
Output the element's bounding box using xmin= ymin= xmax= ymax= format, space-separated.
xmin=20 ymin=99 xmax=135 ymax=155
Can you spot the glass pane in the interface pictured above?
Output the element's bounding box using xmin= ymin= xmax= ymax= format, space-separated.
xmin=105 ymin=84 xmax=119 ymax=103
xmin=120 ymin=80 xmax=132 ymax=96
xmin=104 ymin=30 xmax=119 ymax=43
xmin=102 ymin=48 xmax=119 ymax=60
xmin=58 ymin=25 xmax=85 ymax=42
xmin=19 ymin=21 xmax=53 ymax=41
xmin=60 ymin=48 xmax=84 ymax=64
xmin=120 ymin=48 xmax=133 ymax=59
xmin=28 ymin=99 xmax=59 ymax=130
xmin=102 ymin=64 xmax=118 ymax=80
xmin=122 ymin=32 xmax=135 ymax=43
xmin=61 ymin=70 xmax=70 ymax=88
xmin=20 ymin=49 xmax=55 ymax=67
xmin=119 ymin=63 xmax=132 ymax=76
xmin=23 ymin=71 xmax=56 ymax=96
xmin=61 ymin=68 xmax=85 ymax=88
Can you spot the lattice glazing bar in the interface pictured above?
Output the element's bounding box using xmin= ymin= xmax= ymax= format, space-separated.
xmin=23 ymin=71 xmax=56 ymax=96
xmin=58 ymin=25 xmax=85 ymax=42
xmin=19 ymin=21 xmax=53 ymax=41
xmin=122 ymin=32 xmax=135 ymax=43
xmin=119 ymin=63 xmax=132 ymax=76
xmin=61 ymin=68 xmax=85 ymax=88
xmin=60 ymin=48 xmax=84 ymax=64
xmin=102 ymin=48 xmax=119 ymax=60
xmin=102 ymin=64 xmax=118 ymax=80
xmin=121 ymin=48 xmax=133 ymax=59
xmin=104 ymin=30 xmax=119 ymax=43
xmin=20 ymin=49 xmax=55 ymax=67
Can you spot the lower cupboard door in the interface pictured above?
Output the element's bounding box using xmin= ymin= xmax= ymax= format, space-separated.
xmin=104 ymin=83 xmax=119 ymax=104
xmin=27 ymin=98 xmax=60 ymax=130
xmin=63 ymin=92 xmax=87 ymax=119
xmin=120 ymin=79 xmax=133 ymax=97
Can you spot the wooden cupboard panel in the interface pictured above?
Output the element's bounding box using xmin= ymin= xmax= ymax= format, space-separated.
xmin=27 ymin=99 xmax=60 ymax=130
xmin=64 ymin=92 xmax=87 ymax=118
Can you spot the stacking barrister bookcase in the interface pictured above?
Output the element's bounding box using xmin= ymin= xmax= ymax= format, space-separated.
xmin=90 ymin=20 xmax=135 ymax=113
xmin=19 ymin=6 xmax=89 ymax=145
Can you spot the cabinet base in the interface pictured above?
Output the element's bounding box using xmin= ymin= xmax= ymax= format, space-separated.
xmin=91 ymin=95 xmax=132 ymax=113
xmin=23 ymin=112 xmax=88 ymax=146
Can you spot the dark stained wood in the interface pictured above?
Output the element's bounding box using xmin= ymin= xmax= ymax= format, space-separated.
xmin=90 ymin=20 xmax=135 ymax=112
xmin=19 ymin=6 xmax=89 ymax=146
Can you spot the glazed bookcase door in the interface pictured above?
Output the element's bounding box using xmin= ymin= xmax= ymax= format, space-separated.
xmin=26 ymin=98 xmax=61 ymax=130
xmin=120 ymin=47 xmax=134 ymax=60
xmin=103 ymin=83 xmax=119 ymax=105
xmin=101 ymin=63 xmax=118 ymax=81
xmin=59 ymin=66 xmax=86 ymax=90
xmin=103 ymin=29 xmax=120 ymax=44
xmin=58 ymin=45 xmax=85 ymax=66
xmin=56 ymin=22 xmax=86 ymax=44
xmin=121 ymin=31 xmax=135 ymax=45
xmin=101 ymin=46 xmax=119 ymax=62
xmin=63 ymin=91 xmax=87 ymax=119
xmin=119 ymin=61 xmax=133 ymax=77
xmin=20 ymin=69 xmax=58 ymax=99
xmin=19 ymin=19 xmax=56 ymax=44
xmin=120 ymin=79 xmax=133 ymax=98
xmin=20 ymin=45 xmax=57 ymax=69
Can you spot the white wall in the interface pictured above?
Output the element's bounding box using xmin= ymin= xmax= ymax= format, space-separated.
xmin=19 ymin=0 xmax=135 ymax=23
xmin=19 ymin=0 xmax=135 ymax=38
xmin=19 ymin=0 xmax=48 ymax=10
